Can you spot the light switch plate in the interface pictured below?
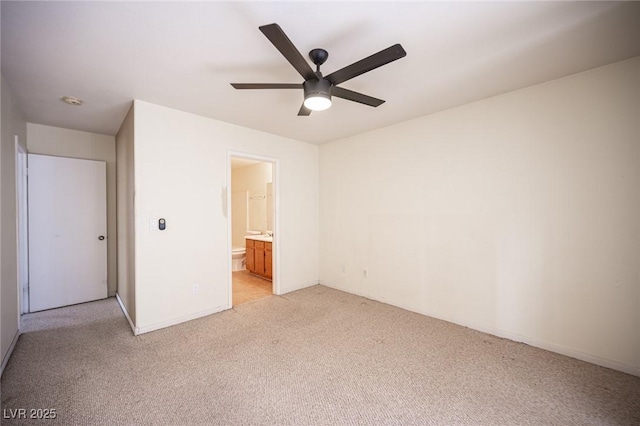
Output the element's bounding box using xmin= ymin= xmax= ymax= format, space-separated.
xmin=149 ymin=219 xmax=158 ymax=230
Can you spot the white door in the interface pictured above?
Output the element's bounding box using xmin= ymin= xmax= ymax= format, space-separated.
xmin=28 ymin=154 xmax=107 ymax=312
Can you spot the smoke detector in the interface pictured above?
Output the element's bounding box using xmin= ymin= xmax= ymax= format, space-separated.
xmin=61 ymin=96 xmax=83 ymax=106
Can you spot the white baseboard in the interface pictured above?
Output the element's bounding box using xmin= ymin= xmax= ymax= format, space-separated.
xmin=279 ymin=280 xmax=320 ymax=295
xmin=115 ymin=293 xmax=136 ymax=335
xmin=319 ymin=280 xmax=371 ymax=301
xmin=135 ymin=304 xmax=229 ymax=335
xmin=318 ymin=281 xmax=640 ymax=377
xmin=456 ymin=318 xmax=640 ymax=377
xmin=0 ymin=329 xmax=20 ymax=379
xmin=131 ymin=280 xmax=319 ymax=335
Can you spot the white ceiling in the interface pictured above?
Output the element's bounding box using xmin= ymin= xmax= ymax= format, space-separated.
xmin=2 ymin=1 xmax=639 ymax=145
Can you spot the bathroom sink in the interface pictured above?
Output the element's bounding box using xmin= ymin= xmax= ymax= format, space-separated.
xmin=246 ymin=235 xmax=273 ymax=242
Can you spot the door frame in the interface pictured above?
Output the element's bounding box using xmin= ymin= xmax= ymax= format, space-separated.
xmin=226 ymin=151 xmax=280 ymax=308
xmin=15 ymin=138 xmax=29 ymax=316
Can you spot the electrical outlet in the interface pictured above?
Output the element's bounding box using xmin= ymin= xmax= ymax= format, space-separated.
xmin=192 ymin=284 xmax=199 ymax=294
xmin=363 ymin=270 xmax=368 ymax=278
xmin=341 ymin=265 xmax=347 ymax=273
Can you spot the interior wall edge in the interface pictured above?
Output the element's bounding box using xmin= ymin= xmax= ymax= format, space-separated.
xmin=134 ymin=303 xmax=229 ymax=336
xmin=115 ymin=293 xmax=136 ymax=336
xmin=0 ymin=329 xmax=20 ymax=379
xmin=1 ymin=74 xmax=27 ymax=375
xmin=279 ymin=280 xmax=321 ymax=296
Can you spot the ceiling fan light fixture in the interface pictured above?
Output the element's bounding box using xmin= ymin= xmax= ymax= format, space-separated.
xmin=303 ymin=78 xmax=332 ymax=111
xmin=304 ymin=94 xmax=332 ymax=111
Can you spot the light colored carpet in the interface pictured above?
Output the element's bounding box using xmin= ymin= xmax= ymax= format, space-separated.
xmin=1 ymin=285 xmax=639 ymax=425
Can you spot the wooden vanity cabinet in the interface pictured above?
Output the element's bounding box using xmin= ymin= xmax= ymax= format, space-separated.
xmin=245 ymin=238 xmax=272 ymax=281
xmin=246 ymin=239 xmax=255 ymax=272
xmin=265 ymin=242 xmax=272 ymax=279
xmin=254 ymin=241 xmax=265 ymax=276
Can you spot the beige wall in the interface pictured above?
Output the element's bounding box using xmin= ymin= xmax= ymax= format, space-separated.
xmin=133 ymin=100 xmax=319 ymax=333
xmin=231 ymin=162 xmax=273 ymax=247
xmin=319 ymin=57 xmax=640 ymax=375
xmin=1 ymin=75 xmax=27 ymax=373
xmin=27 ymin=123 xmax=117 ymax=296
xmin=116 ymin=105 xmax=135 ymax=323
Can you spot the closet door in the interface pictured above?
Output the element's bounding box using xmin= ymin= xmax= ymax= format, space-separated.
xmin=28 ymin=154 xmax=108 ymax=312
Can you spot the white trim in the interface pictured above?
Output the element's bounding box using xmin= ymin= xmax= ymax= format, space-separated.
xmin=0 ymin=330 xmax=20 ymax=378
xmin=280 ymin=280 xmax=320 ymax=295
xmin=135 ymin=304 xmax=228 ymax=335
xmin=226 ymin=151 xmax=281 ymax=307
xmin=318 ymin=281 xmax=640 ymax=377
xmin=115 ymin=293 xmax=136 ymax=335
xmin=15 ymin=138 xmax=29 ymax=319
xmin=226 ymin=158 xmax=233 ymax=309
xmin=273 ymin=159 xmax=281 ymax=295
xmin=118 ymin=292 xmax=228 ymax=337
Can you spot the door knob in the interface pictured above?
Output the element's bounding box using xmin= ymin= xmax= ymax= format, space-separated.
xmin=98 ymin=236 xmax=105 ymax=241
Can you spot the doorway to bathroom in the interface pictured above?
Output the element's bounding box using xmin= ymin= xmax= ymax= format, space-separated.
xmin=228 ymin=154 xmax=277 ymax=307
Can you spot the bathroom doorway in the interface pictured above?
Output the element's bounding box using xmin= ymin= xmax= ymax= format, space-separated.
xmin=228 ymin=153 xmax=277 ymax=307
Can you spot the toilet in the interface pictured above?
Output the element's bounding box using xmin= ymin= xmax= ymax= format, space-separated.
xmin=231 ymin=246 xmax=246 ymax=271
xmin=231 ymin=230 xmax=262 ymax=271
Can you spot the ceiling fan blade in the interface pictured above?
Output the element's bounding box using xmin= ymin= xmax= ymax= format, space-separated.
xmin=298 ymin=103 xmax=312 ymax=116
xmin=231 ymin=83 xmax=301 ymax=89
xmin=259 ymin=23 xmax=317 ymax=81
xmin=332 ymin=87 xmax=385 ymax=107
xmin=325 ymin=44 xmax=407 ymax=85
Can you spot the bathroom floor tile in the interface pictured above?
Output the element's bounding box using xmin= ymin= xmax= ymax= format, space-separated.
xmin=232 ymin=271 xmax=273 ymax=306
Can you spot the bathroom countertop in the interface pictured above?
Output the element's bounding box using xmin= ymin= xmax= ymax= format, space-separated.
xmin=245 ymin=235 xmax=273 ymax=243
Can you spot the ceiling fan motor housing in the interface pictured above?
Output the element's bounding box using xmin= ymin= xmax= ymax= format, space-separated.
xmin=303 ymin=78 xmax=332 ymax=100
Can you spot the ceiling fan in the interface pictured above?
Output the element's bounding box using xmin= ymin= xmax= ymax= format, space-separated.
xmin=231 ymin=23 xmax=407 ymax=116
